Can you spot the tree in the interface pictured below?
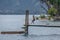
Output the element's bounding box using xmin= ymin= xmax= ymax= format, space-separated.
xmin=48 ymin=7 xmax=57 ymax=17
xmin=40 ymin=0 xmax=60 ymax=15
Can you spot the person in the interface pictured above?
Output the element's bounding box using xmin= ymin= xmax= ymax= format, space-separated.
xmin=31 ymin=15 xmax=35 ymax=24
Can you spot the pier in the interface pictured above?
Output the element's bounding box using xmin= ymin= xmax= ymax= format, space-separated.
xmin=1 ymin=10 xmax=60 ymax=35
xmin=24 ymin=10 xmax=60 ymax=35
xmin=1 ymin=31 xmax=25 ymax=34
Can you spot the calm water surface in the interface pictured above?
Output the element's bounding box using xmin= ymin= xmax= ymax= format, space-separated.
xmin=0 ymin=15 xmax=60 ymax=40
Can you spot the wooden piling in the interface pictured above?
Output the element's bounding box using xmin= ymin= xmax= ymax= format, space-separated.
xmin=25 ymin=10 xmax=29 ymax=35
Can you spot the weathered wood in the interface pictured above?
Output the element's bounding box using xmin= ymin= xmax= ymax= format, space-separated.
xmin=25 ymin=25 xmax=60 ymax=27
xmin=25 ymin=10 xmax=29 ymax=25
xmin=1 ymin=31 xmax=25 ymax=34
xmin=25 ymin=10 xmax=29 ymax=35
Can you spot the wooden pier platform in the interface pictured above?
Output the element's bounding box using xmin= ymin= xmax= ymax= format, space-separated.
xmin=1 ymin=31 xmax=25 ymax=34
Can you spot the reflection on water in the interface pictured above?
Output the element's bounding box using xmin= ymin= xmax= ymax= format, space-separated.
xmin=0 ymin=15 xmax=60 ymax=40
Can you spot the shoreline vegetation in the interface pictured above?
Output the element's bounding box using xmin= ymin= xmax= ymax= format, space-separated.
xmin=35 ymin=15 xmax=54 ymax=21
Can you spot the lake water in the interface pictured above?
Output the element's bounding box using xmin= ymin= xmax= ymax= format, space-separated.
xmin=0 ymin=15 xmax=60 ymax=40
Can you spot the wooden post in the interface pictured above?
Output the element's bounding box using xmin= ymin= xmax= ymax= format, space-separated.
xmin=25 ymin=10 xmax=29 ymax=35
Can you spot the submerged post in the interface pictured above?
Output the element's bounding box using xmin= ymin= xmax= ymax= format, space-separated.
xmin=25 ymin=10 xmax=29 ymax=35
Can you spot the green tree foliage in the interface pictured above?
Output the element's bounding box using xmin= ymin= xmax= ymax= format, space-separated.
xmin=49 ymin=0 xmax=60 ymax=4
xmin=41 ymin=0 xmax=60 ymax=15
xmin=49 ymin=0 xmax=57 ymax=4
xmin=58 ymin=0 xmax=60 ymax=6
xmin=48 ymin=7 xmax=57 ymax=17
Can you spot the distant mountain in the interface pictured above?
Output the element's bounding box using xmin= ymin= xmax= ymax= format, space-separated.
xmin=0 ymin=0 xmax=48 ymax=15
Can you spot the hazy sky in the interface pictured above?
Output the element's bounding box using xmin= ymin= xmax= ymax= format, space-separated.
xmin=0 ymin=0 xmax=48 ymax=13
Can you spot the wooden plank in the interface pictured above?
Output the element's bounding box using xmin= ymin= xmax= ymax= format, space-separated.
xmin=24 ymin=25 xmax=60 ymax=27
xmin=1 ymin=31 xmax=25 ymax=34
xmin=28 ymin=25 xmax=60 ymax=27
